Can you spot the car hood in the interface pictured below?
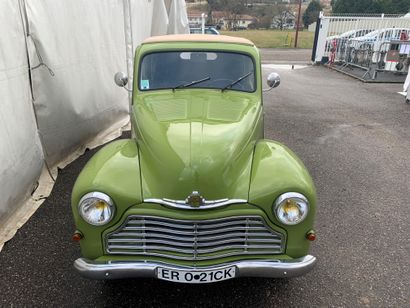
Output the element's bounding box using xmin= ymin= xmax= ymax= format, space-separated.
xmin=133 ymin=90 xmax=262 ymax=201
xmin=350 ymin=36 xmax=376 ymax=42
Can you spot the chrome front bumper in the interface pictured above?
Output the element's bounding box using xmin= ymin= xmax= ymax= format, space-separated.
xmin=74 ymin=255 xmax=317 ymax=281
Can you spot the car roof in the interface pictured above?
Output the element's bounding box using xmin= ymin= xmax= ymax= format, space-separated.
xmin=368 ymin=28 xmax=409 ymax=33
xmin=363 ymin=28 xmax=409 ymax=36
xmin=142 ymin=34 xmax=254 ymax=46
xmin=191 ymin=27 xmax=216 ymax=30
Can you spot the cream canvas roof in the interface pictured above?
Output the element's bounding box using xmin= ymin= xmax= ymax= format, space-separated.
xmin=142 ymin=34 xmax=254 ymax=46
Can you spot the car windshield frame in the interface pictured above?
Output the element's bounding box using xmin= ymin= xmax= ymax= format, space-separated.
xmin=138 ymin=50 xmax=257 ymax=93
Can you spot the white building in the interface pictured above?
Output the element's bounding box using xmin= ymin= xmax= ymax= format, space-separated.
xmin=212 ymin=11 xmax=257 ymax=30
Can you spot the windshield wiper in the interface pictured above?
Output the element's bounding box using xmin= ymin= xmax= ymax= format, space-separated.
xmin=173 ymin=76 xmax=211 ymax=91
xmin=222 ymin=71 xmax=253 ymax=92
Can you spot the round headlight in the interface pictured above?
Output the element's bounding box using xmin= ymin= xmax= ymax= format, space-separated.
xmin=78 ymin=192 xmax=115 ymax=226
xmin=274 ymin=192 xmax=309 ymax=225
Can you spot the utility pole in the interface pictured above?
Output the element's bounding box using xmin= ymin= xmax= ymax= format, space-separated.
xmin=294 ymin=0 xmax=302 ymax=48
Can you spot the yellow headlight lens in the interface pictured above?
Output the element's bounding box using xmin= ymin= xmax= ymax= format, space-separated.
xmin=95 ymin=200 xmax=108 ymax=210
xmin=274 ymin=193 xmax=309 ymax=225
xmin=78 ymin=192 xmax=115 ymax=226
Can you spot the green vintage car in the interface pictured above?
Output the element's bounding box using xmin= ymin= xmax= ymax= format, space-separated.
xmin=71 ymin=34 xmax=317 ymax=283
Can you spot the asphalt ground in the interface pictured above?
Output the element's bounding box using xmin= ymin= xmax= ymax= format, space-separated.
xmin=259 ymin=48 xmax=311 ymax=64
xmin=1 ymin=57 xmax=410 ymax=307
xmin=325 ymin=62 xmax=406 ymax=83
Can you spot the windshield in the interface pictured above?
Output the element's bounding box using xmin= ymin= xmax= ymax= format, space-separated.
xmin=340 ymin=30 xmax=356 ymax=38
xmin=139 ymin=51 xmax=255 ymax=92
xmin=362 ymin=30 xmax=379 ymax=38
xmin=342 ymin=29 xmax=372 ymax=38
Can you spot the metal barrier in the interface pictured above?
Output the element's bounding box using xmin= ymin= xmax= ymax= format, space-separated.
xmin=312 ymin=13 xmax=410 ymax=81
xmin=345 ymin=40 xmax=410 ymax=80
xmin=330 ymin=40 xmax=410 ymax=81
xmin=314 ymin=13 xmax=409 ymax=62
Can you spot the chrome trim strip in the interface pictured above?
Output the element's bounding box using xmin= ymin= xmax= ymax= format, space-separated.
xmin=108 ymin=237 xmax=282 ymax=247
xmin=126 ymin=219 xmax=265 ymax=229
xmin=144 ymin=198 xmax=247 ymax=210
xmin=74 ymin=255 xmax=317 ymax=281
xmin=121 ymin=225 xmax=269 ymax=235
xmin=108 ymin=244 xmax=282 ymax=255
xmin=109 ymin=231 xmax=277 ymax=242
xmin=103 ymin=250 xmax=283 ymax=261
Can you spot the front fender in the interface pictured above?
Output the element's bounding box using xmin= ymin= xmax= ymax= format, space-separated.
xmin=71 ymin=139 xmax=142 ymax=259
xmin=249 ymin=140 xmax=316 ymax=258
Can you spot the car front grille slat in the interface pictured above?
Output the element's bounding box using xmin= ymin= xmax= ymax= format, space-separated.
xmin=108 ymin=237 xmax=282 ymax=248
xmin=121 ymin=225 xmax=268 ymax=235
xmin=110 ymin=232 xmax=278 ymax=242
xmin=127 ymin=219 xmax=265 ymax=230
xmin=106 ymin=216 xmax=285 ymax=261
xmin=127 ymin=220 xmax=195 ymax=229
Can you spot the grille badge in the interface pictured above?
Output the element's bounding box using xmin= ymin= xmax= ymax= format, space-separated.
xmin=185 ymin=191 xmax=204 ymax=207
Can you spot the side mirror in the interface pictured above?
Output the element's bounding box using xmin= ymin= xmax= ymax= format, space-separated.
xmin=114 ymin=72 xmax=128 ymax=87
xmin=267 ymin=72 xmax=280 ymax=89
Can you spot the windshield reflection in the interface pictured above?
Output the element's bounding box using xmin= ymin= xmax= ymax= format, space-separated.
xmin=139 ymin=51 xmax=255 ymax=92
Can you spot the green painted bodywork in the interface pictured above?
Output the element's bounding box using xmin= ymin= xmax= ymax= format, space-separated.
xmin=71 ymin=38 xmax=316 ymax=265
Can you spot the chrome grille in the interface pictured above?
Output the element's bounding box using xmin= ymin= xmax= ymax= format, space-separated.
xmin=105 ymin=216 xmax=285 ymax=261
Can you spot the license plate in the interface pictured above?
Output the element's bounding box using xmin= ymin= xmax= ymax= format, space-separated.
xmin=157 ymin=266 xmax=236 ymax=283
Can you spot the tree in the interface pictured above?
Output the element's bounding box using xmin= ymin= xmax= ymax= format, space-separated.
xmin=332 ymin=0 xmax=382 ymax=14
xmin=247 ymin=3 xmax=269 ymax=28
xmin=253 ymin=9 xmax=275 ymax=29
xmin=332 ymin=0 xmax=410 ymax=14
xmin=207 ymin=0 xmax=222 ymax=24
xmin=218 ymin=0 xmax=248 ymax=29
xmin=206 ymin=0 xmax=247 ymax=26
xmin=375 ymin=0 xmax=410 ymax=13
xmin=224 ymin=0 xmax=247 ymax=14
xmin=302 ymin=0 xmax=322 ymax=26
xmin=271 ymin=4 xmax=290 ymax=30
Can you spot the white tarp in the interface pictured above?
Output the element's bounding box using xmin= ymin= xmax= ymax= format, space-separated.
xmin=167 ymin=0 xmax=190 ymax=35
xmin=151 ymin=0 xmax=169 ymax=36
xmin=0 ymin=0 xmax=189 ymax=250
xmin=25 ymin=0 xmax=130 ymax=167
xmin=0 ymin=0 xmax=44 ymax=246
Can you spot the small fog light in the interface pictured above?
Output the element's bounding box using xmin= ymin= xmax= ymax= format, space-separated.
xmin=306 ymin=230 xmax=316 ymax=241
xmin=72 ymin=231 xmax=83 ymax=242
